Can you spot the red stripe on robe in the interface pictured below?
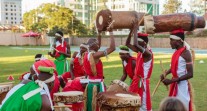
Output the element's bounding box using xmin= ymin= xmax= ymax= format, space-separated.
xmin=129 ymin=50 xmax=153 ymax=111
xmin=169 ymin=47 xmax=192 ymax=111
xmin=124 ymin=57 xmax=136 ymax=80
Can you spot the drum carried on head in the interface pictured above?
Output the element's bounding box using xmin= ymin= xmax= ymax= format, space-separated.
xmin=96 ymin=9 xmax=205 ymax=33
xmin=0 ymin=82 xmax=14 ymax=104
xmin=97 ymin=91 xmax=141 ymax=111
xmin=107 ymin=80 xmax=129 ymax=92
xmin=53 ymin=91 xmax=85 ymax=111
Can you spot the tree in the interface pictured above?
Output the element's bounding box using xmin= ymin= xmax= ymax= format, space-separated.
xmin=23 ymin=3 xmax=90 ymax=36
xmin=189 ymin=0 xmax=205 ymax=16
xmin=162 ymin=0 xmax=182 ymax=14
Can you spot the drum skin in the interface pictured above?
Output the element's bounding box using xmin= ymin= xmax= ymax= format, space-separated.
xmin=53 ymin=91 xmax=84 ymax=104
xmin=107 ymin=80 xmax=129 ymax=92
xmin=97 ymin=91 xmax=141 ymax=111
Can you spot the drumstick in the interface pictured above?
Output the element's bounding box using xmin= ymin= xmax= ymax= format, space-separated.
xmin=94 ymin=21 xmax=99 ymax=34
xmin=52 ymin=47 xmax=60 ymax=52
xmin=107 ymin=20 xmax=115 ymax=29
xmin=151 ymin=60 xmax=167 ymax=97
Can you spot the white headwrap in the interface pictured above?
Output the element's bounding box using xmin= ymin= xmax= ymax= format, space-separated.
xmin=35 ymin=55 xmax=46 ymax=61
xmin=119 ymin=50 xmax=129 ymax=53
xmin=55 ymin=32 xmax=64 ymax=47
xmin=170 ymin=35 xmax=190 ymax=50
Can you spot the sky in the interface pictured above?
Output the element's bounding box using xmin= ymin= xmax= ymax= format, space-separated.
xmin=22 ymin=0 xmax=57 ymax=13
xmin=22 ymin=0 xmax=191 ymax=14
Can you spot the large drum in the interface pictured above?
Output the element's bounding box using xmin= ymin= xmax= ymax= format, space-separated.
xmin=144 ymin=13 xmax=205 ymax=34
xmin=97 ymin=91 xmax=141 ymax=111
xmin=53 ymin=91 xmax=84 ymax=104
xmin=0 ymin=82 xmax=13 ymax=104
xmin=107 ymin=80 xmax=129 ymax=92
xmin=96 ymin=9 xmax=205 ymax=33
xmin=53 ymin=91 xmax=85 ymax=111
xmin=96 ymin=9 xmax=145 ymax=32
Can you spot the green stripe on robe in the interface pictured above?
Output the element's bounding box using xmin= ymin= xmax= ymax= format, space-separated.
xmin=0 ymin=81 xmax=42 ymax=111
xmin=86 ymin=82 xmax=104 ymax=111
xmin=54 ymin=54 xmax=69 ymax=75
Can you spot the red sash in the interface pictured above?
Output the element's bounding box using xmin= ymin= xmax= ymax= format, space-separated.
xmin=55 ymin=41 xmax=67 ymax=57
xmin=129 ymin=50 xmax=153 ymax=110
xmin=124 ymin=57 xmax=136 ymax=80
xmin=73 ymin=57 xmax=85 ymax=77
xmin=83 ymin=52 xmax=103 ymax=79
xmin=169 ymin=47 xmax=186 ymax=96
xmin=61 ymin=56 xmax=85 ymax=83
xmin=62 ymin=78 xmax=84 ymax=92
xmin=169 ymin=47 xmax=193 ymax=111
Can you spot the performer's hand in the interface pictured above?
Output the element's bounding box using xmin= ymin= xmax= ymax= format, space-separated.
xmin=162 ymin=79 xmax=172 ymax=86
xmin=48 ymin=52 xmax=51 ymax=55
xmin=160 ymin=74 xmax=165 ymax=81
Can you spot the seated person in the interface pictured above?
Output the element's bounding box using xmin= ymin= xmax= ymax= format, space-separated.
xmin=0 ymin=66 xmax=55 ymax=111
xmin=59 ymin=43 xmax=87 ymax=88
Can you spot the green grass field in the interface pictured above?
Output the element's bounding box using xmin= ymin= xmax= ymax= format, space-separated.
xmin=0 ymin=46 xmax=207 ymax=110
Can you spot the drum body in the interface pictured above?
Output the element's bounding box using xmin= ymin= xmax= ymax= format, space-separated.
xmin=145 ymin=13 xmax=206 ymax=34
xmin=53 ymin=91 xmax=84 ymax=111
xmin=96 ymin=9 xmax=205 ymax=33
xmin=107 ymin=80 xmax=129 ymax=92
xmin=0 ymin=83 xmax=13 ymax=104
xmin=53 ymin=91 xmax=84 ymax=104
xmin=97 ymin=91 xmax=141 ymax=111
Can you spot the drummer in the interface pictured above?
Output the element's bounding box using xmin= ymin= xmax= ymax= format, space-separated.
xmin=0 ymin=66 xmax=55 ymax=111
xmin=83 ymin=25 xmax=115 ymax=111
xmin=59 ymin=43 xmax=88 ymax=88
xmin=119 ymin=45 xmax=136 ymax=84
xmin=126 ymin=24 xmax=154 ymax=111
xmin=30 ymin=59 xmax=60 ymax=100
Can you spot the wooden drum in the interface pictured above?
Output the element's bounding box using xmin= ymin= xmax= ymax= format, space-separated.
xmin=0 ymin=82 xmax=13 ymax=104
xmin=96 ymin=9 xmax=145 ymax=32
xmin=97 ymin=91 xmax=141 ymax=111
xmin=144 ymin=13 xmax=206 ymax=34
xmin=53 ymin=91 xmax=84 ymax=104
xmin=107 ymin=80 xmax=129 ymax=92
xmin=96 ymin=9 xmax=205 ymax=34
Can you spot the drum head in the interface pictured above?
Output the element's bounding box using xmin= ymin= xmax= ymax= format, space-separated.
xmin=96 ymin=9 xmax=112 ymax=32
xmin=53 ymin=91 xmax=84 ymax=104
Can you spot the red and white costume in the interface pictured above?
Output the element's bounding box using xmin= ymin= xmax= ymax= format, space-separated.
xmin=83 ymin=52 xmax=103 ymax=80
xmin=61 ymin=52 xmax=85 ymax=83
xmin=123 ymin=57 xmax=136 ymax=80
xmin=169 ymin=47 xmax=192 ymax=111
xmin=129 ymin=50 xmax=153 ymax=111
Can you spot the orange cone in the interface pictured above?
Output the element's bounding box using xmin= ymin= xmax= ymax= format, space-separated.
xmin=7 ymin=75 xmax=14 ymax=81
